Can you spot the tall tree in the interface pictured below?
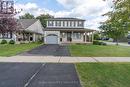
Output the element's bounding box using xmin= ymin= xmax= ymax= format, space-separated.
xmin=0 ymin=18 xmax=18 ymax=37
xmin=0 ymin=0 xmax=19 ymax=38
xmin=36 ymin=14 xmax=54 ymax=28
xmin=100 ymin=0 xmax=130 ymax=45
xmin=19 ymin=13 xmax=35 ymax=19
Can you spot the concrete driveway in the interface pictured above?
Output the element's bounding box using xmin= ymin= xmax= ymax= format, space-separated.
xmin=0 ymin=63 xmax=81 ymax=87
xmin=19 ymin=44 xmax=70 ymax=56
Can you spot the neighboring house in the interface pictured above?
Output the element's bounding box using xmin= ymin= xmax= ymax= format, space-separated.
xmin=0 ymin=19 xmax=44 ymax=44
xmin=44 ymin=18 xmax=94 ymax=44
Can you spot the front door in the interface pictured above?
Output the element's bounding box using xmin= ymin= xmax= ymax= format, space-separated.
xmin=67 ymin=32 xmax=72 ymax=42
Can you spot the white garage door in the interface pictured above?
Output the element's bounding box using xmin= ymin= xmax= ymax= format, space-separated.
xmin=46 ymin=34 xmax=58 ymax=44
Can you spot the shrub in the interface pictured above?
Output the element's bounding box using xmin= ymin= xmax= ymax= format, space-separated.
xmin=93 ymin=41 xmax=100 ymax=45
xmin=37 ymin=39 xmax=43 ymax=44
xmin=93 ymin=41 xmax=107 ymax=46
xmin=1 ymin=39 xmax=7 ymax=44
xmin=100 ymin=42 xmax=107 ymax=46
xmin=9 ymin=40 xmax=15 ymax=44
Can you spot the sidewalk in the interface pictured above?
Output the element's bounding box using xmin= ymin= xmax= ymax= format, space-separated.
xmin=0 ymin=56 xmax=130 ymax=63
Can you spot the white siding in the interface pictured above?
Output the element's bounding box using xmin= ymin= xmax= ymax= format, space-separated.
xmin=26 ymin=20 xmax=44 ymax=34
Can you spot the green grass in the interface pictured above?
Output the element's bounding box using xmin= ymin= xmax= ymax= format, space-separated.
xmin=76 ymin=63 xmax=130 ymax=87
xmin=0 ymin=43 xmax=42 ymax=57
xmin=69 ymin=45 xmax=130 ymax=57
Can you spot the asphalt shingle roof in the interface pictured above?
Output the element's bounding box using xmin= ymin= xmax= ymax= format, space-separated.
xmin=47 ymin=17 xmax=85 ymax=21
xmin=19 ymin=19 xmax=38 ymax=29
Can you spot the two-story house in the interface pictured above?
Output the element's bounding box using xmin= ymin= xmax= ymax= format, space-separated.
xmin=44 ymin=18 xmax=94 ymax=44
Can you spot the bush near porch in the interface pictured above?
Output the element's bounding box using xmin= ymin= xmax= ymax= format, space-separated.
xmin=69 ymin=45 xmax=130 ymax=57
xmin=0 ymin=43 xmax=42 ymax=57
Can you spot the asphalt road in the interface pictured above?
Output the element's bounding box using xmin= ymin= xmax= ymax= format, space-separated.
xmin=0 ymin=63 xmax=81 ymax=87
xmin=20 ymin=44 xmax=70 ymax=56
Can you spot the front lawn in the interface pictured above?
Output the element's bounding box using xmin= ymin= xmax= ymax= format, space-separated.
xmin=69 ymin=45 xmax=130 ymax=57
xmin=0 ymin=43 xmax=42 ymax=57
xmin=76 ymin=63 xmax=130 ymax=87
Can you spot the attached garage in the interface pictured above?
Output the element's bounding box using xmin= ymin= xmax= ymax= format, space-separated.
xmin=45 ymin=34 xmax=58 ymax=44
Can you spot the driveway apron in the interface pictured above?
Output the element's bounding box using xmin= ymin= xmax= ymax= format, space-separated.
xmin=28 ymin=63 xmax=81 ymax=87
xmin=0 ymin=63 xmax=81 ymax=87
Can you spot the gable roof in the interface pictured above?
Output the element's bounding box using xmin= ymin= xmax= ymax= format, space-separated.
xmin=47 ymin=17 xmax=85 ymax=21
xmin=18 ymin=19 xmax=44 ymax=34
xmin=19 ymin=19 xmax=38 ymax=29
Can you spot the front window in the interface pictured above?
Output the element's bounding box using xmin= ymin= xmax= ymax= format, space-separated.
xmin=0 ymin=32 xmax=12 ymax=39
xmin=61 ymin=33 xmax=66 ymax=38
xmin=73 ymin=33 xmax=81 ymax=39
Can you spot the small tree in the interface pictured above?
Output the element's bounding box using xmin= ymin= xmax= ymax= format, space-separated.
xmin=100 ymin=0 xmax=129 ymax=45
xmin=0 ymin=17 xmax=18 ymax=38
xmin=36 ymin=14 xmax=54 ymax=28
xmin=0 ymin=0 xmax=20 ymax=39
xmin=99 ymin=22 xmax=126 ymax=45
xmin=94 ymin=33 xmax=101 ymax=40
xmin=19 ymin=13 xmax=35 ymax=19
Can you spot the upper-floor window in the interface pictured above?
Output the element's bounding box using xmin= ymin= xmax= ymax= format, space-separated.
xmin=72 ymin=21 xmax=74 ymax=27
xmin=48 ymin=20 xmax=84 ymax=28
xmin=56 ymin=21 xmax=61 ymax=27
xmin=61 ymin=21 xmax=63 ymax=27
xmin=68 ymin=21 xmax=71 ymax=27
xmin=78 ymin=21 xmax=83 ymax=27
xmin=64 ymin=21 xmax=67 ymax=27
xmin=75 ymin=21 xmax=78 ymax=27
xmin=48 ymin=21 xmax=53 ymax=26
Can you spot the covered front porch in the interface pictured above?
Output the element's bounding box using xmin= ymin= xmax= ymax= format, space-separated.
xmin=60 ymin=29 xmax=95 ymax=44
xmin=16 ymin=31 xmax=42 ymax=44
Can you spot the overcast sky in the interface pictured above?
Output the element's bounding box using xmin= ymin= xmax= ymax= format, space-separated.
xmin=15 ymin=0 xmax=113 ymax=30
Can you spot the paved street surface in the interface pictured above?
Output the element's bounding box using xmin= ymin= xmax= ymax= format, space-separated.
xmin=0 ymin=63 xmax=81 ymax=87
xmin=19 ymin=44 xmax=70 ymax=56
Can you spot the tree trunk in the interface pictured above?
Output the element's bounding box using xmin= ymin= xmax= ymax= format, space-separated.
xmin=116 ymin=39 xmax=119 ymax=46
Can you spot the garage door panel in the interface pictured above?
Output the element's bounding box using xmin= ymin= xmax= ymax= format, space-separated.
xmin=46 ymin=36 xmax=58 ymax=44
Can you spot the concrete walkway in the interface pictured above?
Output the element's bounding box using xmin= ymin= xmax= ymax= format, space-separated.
xmin=0 ymin=56 xmax=130 ymax=63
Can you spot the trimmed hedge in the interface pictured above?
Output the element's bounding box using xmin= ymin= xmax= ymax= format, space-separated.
xmin=1 ymin=40 xmax=7 ymax=44
xmin=9 ymin=40 xmax=15 ymax=44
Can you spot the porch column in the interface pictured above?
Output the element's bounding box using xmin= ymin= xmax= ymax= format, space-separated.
xmin=29 ymin=33 xmax=30 ymax=42
xmin=88 ymin=32 xmax=91 ymax=42
xmin=71 ymin=31 xmax=74 ymax=42
xmin=85 ymin=31 xmax=87 ymax=42
xmin=33 ymin=33 xmax=36 ymax=42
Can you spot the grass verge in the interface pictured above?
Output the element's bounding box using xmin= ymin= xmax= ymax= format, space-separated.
xmin=76 ymin=63 xmax=130 ymax=87
xmin=0 ymin=43 xmax=42 ymax=57
xmin=69 ymin=45 xmax=130 ymax=57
